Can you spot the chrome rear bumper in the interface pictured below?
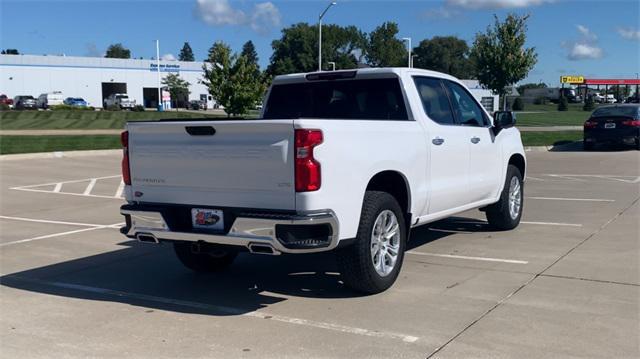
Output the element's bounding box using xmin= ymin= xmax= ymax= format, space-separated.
xmin=120 ymin=208 xmax=339 ymax=255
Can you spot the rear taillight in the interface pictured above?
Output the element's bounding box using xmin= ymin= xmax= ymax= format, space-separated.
xmin=121 ymin=131 xmax=131 ymax=185
xmin=621 ymin=120 xmax=640 ymax=127
xmin=584 ymin=120 xmax=597 ymax=129
xmin=295 ymin=129 xmax=323 ymax=192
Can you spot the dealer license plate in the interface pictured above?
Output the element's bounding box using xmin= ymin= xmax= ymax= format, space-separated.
xmin=604 ymin=123 xmax=616 ymax=129
xmin=191 ymin=208 xmax=224 ymax=231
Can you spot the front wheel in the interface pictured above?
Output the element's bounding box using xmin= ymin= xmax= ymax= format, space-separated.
xmin=336 ymin=191 xmax=406 ymax=294
xmin=486 ymin=165 xmax=524 ymax=230
xmin=173 ymin=242 xmax=237 ymax=273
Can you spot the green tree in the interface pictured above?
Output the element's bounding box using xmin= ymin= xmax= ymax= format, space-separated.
xmin=267 ymin=23 xmax=366 ymax=75
xmin=516 ymin=82 xmax=547 ymax=96
xmin=470 ymin=14 xmax=537 ymax=110
xmin=162 ymin=73 xmax=191 ymax=110
xmin=201 ymin=41 xmax=266 ymax=117
xmin=178 ymin=42 xmax=195 ymax=62
xmin=105 ymin=43 xmax=131 ymax=59
xmin=1 ymin=49 xmax=19 ymax=55
xmin=366 ymin=22 xmax=406 ymax=67
xmin=241 ymin=40 xmax=259 ymax=67
xmin=413 ymin=36 xmax=472 ymax=78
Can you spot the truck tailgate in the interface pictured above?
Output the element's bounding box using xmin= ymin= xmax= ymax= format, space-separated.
xmin=127 ymin=120 xmax=295 ymax=210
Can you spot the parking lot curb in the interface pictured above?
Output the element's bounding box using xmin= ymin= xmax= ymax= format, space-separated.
xmin=0 ymin=149 xmax=121 ymax=161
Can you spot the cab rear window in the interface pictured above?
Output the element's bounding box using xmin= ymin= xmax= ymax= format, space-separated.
xmin=263 ymin=78 xmax=408 ymax=120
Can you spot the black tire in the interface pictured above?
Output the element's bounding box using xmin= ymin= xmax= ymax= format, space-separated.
xmin=584 ymin=140 xmax=594 ymax=151
xmin=336 ymin=191 xmax=407 ymax=294
xmin=486 ymin=165 xmax=524 ymax=230
xmin=173 ymin=241 xmax=237 ymax=273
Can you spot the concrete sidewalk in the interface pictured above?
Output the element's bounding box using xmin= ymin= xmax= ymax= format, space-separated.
xmin=518 ymin=126 xmax=582 ymax=132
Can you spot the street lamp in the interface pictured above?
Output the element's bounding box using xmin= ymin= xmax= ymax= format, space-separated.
xmin=411 ymin=55 xmax=418 ymax=69
xmin=318 ymin=1 xmax=337 ymax=72
xmin=328 ymin=61 xmax=336 ymax=71
xmin=156 ymin=40 xmax=162 ymax=111
xmin=402 ymin=37 xmax=411 ymax=68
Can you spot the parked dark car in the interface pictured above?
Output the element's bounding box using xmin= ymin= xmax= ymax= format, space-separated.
xmin=14 ymin=95 xmax=37 ymax=110
xmin=625 ymin=96 xmax=639 ymax=104
xmin=188 ymin=100 xmax=206 ymax=110
xmin=584 ymin=104 xmax=640 ymax=150
xmin=64 ymin=97 xmax=88 ymax=107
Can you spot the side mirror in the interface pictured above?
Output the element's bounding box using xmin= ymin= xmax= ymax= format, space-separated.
xmin=493 ymin=111 xmax=516 ymax=133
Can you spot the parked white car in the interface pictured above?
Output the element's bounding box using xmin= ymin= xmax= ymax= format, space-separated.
xmin=36 ymin=91 xmax=64 ymax=109
xmin=119 ymin=68 xmax=526 ymax=293
xmin=605 ymin=94 xmax=617 ymax=103
xmin=104 ymin=93 xmax=135 ymax=109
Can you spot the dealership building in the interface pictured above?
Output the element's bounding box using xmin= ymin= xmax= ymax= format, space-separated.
xmin=0 ymin=54 xmax=214 ymax=109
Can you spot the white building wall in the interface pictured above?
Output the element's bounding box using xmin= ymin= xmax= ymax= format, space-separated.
xmin=0 ymin=54 xmax=211 ymax=108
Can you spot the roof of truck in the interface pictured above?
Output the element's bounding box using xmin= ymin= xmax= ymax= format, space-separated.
xmin=272 ymin=67 xmax=459 ymax=85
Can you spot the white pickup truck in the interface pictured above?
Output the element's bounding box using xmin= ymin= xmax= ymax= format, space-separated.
xmin=119 ymin=68 xmax=526 ymax=293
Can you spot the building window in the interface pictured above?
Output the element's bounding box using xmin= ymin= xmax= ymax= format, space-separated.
xmin=480 ymin=97 xmax=495 ymax=112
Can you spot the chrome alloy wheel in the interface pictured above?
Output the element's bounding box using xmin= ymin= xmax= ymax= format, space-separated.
xmin=508 ymin=176 xmax=522 ymax=220
xmin=370 ymin=210 xmax=401 ymax=277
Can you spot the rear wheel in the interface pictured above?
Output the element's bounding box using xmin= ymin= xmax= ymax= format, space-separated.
xmin=173 ymin=242 xmax=237 ymax=272
xmin=336 ymin=191 xmax=406 ymax=294
xmin=486 ymin=165 xmax=523 ymax=230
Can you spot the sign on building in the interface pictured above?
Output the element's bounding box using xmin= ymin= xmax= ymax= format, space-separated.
xmin=560 ymin=75 xmax=584 ymax=84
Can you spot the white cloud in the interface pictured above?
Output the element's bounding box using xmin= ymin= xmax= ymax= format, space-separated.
xmin=617 ymin=27 xmax=640 ymax=40
xmin=251 ymin=2 xmax=282 ymax=33
xmin=446 ymin=0 xmax=554 ymax=9
xmin=423 ymin=6 xmax=461 ymax=19
xmin=568 ymin=43 xmax=602 ymax=60
xmin=565 ymin=25 xmax=603 ymax=61
xmin=195 ymin=0 xmax=281 ymax=33
xmin=161 ymin=53 xmax=177 ymax=61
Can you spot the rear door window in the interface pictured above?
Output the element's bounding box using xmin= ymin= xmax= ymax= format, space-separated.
xmin=263 ymin=78 xmax=408 ymax=120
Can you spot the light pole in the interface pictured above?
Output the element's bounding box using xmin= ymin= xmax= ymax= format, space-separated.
xmin=411 ymin=55 xmax=418 ymax=68
xmin=328 ymin=61 xmax=336 ymax=71
xmin=156 ymin=40 xmax=162 ymax=111
xmin=402 ymin=37 xmax=411 ymax=68
xmin=318 ymin=1 xmax=337 ymax=72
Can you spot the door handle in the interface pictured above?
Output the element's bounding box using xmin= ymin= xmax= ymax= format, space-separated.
xmin=471 ymin=136 xmax=481 ymax=144
xmin=432 ymin=137 xmax=445 ymax=146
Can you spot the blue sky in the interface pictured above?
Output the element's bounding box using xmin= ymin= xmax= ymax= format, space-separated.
xmin=1 ymin=0 xmax=639 ymax=86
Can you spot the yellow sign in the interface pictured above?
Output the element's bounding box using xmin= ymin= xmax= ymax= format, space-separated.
xmin=561 ymin=75 xmax=585 ymax=84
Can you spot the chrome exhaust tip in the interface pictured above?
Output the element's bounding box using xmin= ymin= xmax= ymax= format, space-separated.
xmin=248 ymin=243 xmax=280 ymax=255
xmin=136 ymin=233 xmax=159 ymax=243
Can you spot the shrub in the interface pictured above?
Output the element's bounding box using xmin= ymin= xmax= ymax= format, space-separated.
xmin=0 ymin=103 xmax=10 ymax=111
xmin=104 ymin=104 xmax=121 ymax=111
xmin=50 ymin=104 xmax=93 ymax=111
xmin=583 ymin=96 xmax=595 ymax=111
xmin=533 ymin=96 xmax=547 ymax=105
xmin=557 ymin=96 xmax=568 ymax=111
xmin=512 ymin=97 xmax=524 ymax=111
xmin=132 ymin=105 xmax=145 ymax=112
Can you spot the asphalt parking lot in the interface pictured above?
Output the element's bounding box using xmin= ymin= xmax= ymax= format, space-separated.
xmin=0 ymin=149 xmax=638 ymax=358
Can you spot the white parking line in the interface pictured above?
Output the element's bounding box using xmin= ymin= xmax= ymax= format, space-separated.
xmin=114 ymin=181 xmax=125 ymax=198
xmin=5 ymin=276 xmax=421 ymax=344
xmin=83 ymin=178 xmax=97 ymax=196
xmin=10 ymin=175 xmax=121 ymax=189
xmin=53 ymin=183 xmax=63 ymax=193
xmin=527 ymin=196 xmax=614 ymax=202
xmin=0 ymin=215 xmax=109 ymax=228
xmin=521 ymin=221 xmax=582 ymax=227
xmin=11 ymin=188 xmax=124 ymax=200
xmin=406 ymin=251 xmax=528 ymax=264
xmin=0 ymin=226 xmax=111 ymax=247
